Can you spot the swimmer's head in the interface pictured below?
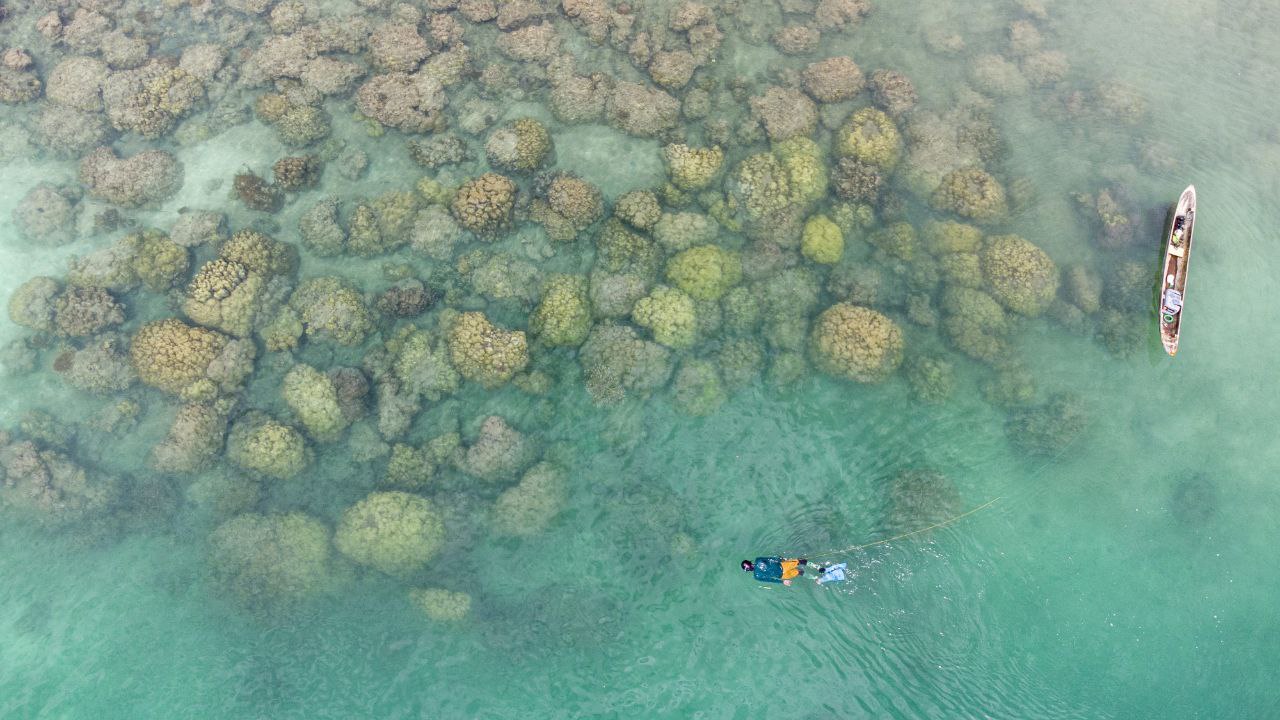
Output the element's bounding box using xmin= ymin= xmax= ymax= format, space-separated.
xmin=740 ymin=560 xmax=753 ymax=571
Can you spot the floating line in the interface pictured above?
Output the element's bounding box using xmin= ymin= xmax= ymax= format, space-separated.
xmin=808 ymin=496 xmax=1003 ymax=561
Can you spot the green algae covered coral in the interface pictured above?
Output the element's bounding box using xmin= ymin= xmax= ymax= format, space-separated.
xmin=447 ymin=311 xmax=529 ymax=388
xmin=940 ymin=286 xmax=1011 ymax=363
xmin=334 ymin=491 xmax=445 ymax=577
xmin=924 ymin=220 xmax=984 ymax=255
xmin=391 ymin=329 xmax=460 ymax=400
xmin=282 ymin=364 xmax=349 ymax=443
xmin=288 ymin=277 xmax=373 ymax=347
xmin=868 ymin=221 xmax=917 ymax=262
xmin=980 ymin=234 xmax=1060 ymax=317
xmin=809 ymin=303 xmax=904 ymax=383
xmin=409 ymin=587 xmax=472 ymax=621
xmin=226 ymin=413 xmax=309 ymax=480
xmin=664 ymin=245 xmax=742 ymax=301
xmin=121 ymin=229 xmax=189 ymax=292
xmin=530 ymin=274 xmax=592 ymax=347
xmin=801 ymin=215 xmax=844 ymax=265
xmin=663 ymin=144 xmax=724 ymax=190
xmin=774 ymin=137 xmax=829 ymax=205
xmin=904 ymin=355 xmax=956 ymax=404
xmin=931 ymin=168 xmax=1008 ymax=221
xmin=835 ymin=108 xmax=902 ymax=170
xmin=727 ymin=139 xmax=828 ymax=239
xmin=183 ymin=259 xmax=265 ymax=338
xmin=633 ymin=286 xmax=698 ymax=349
xmin=492 ymin=461 xmax=568 ymax=537
xmin=730 ymin=152 xmax=793 ymax=223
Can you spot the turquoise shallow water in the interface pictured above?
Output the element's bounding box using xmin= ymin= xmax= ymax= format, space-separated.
xmin=3 ymin=0 xmax=1280 ymax=718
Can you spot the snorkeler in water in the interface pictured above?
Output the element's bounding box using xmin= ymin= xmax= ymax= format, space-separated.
xmin=814 ymin=562 xmax=847 ymax=585
xmin=742 ymin=556 xmax=807 ymax=586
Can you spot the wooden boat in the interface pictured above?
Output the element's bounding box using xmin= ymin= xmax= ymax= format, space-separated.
xmin=1158 ymin=185 xmax=1196 ymax=356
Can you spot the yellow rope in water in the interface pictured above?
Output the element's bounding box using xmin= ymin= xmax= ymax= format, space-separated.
xmin=808 ymin=496 xmax=1003 ymax=561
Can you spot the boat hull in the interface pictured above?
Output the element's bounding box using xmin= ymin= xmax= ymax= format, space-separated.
xmin=1158 ymin=185 xmax=1196 ymax=356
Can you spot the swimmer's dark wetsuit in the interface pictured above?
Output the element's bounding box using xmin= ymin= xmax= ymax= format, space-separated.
xmin=753 ymin=557 xmax=805 ymax=583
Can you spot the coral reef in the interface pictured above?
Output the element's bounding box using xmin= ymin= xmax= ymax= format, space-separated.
xmin=0 ymin=437 xmax=120 ymax=527
xmin=8 ymin=277 xmax=61 ymax=332
xmin=803 ymin=56 xmax=865 ymax=103
xmin=334 ymin=491 xmax=445 ymax=577
xmin=53 ymin=286 xmax=125 ymax=337
xmin=663 ymin=144 xmax=724 ymax=191
xmin=1006 ymin=393 xmax=1087 ymax=456
xmin=52 ymin=335 xmax=136 ymax=394
xmin=809 ymin=304 xmax=904 ymax=383
xmin=0 ymin=0 xmax=1171 ymax=635
xmin=183 ymin=260 xmax=265 ymax=338
xmin=801 ymin=215 xmax=844 ymax=265
xmin=209 ymin=513 xmax=338 ymax=610
xmin=254 ymin=93 xmax=330 ymax=146
xmin=13 ymin=184 xmax=78 ymax=246
xmin=665 ymin=246 xmax=741 ymax=301
xmin=459 ymin=416 xmax=537 ymax=484
xmin=633 ymin=286 xmax=698 ymax=349
xmin=884 ymin=469 xmax=963 ymax=533
xmin=391 ymin=328 xmax=460 ymax=400
xmin=869 ymin=69 xmax=918 ymax=116
xmin=493 ymin=461 xmax=567 ymax=536
xmin=672 ymin=359 xmax=727 ymax=416
xmin=532 ymin=173 xmax=603 ymax=241
xmin=410 ymin=587 xmax=472 ymax=621
xmin=980 ymin=234 xmax=1060 ymax=317
xmin=606 ymin=81 xmax=679 ymax=137
xmin=904 ymin=355 xmax=955 ymax=404
xmin=451 ymin=173 xmax=517 ymax=237
xmin=615 ymin=190 xmax=662 ymax=231
xmin=227 ymin=413 xmax=309 ymax=480
xmin=80 ymin=147 xmax=182 ymax=207
xmin=941 ymin=286 xmax=1011 ymax=363
xmin=486 ymin=118 xmax=553 ymax=172
xmin=579 ymin=323 xmax=672 ymax=404
xmin=282 ymin=364 xmax=350 ymax=442
xmin=150 ymin=402 xmax=227 ymax=474
xmin=531 ymin=275 xmax=592 ymax=347
xmin=447 ymin=312 xmax=529 ymax=388
xmin=931 ymin=168 xmax=1008 ymax=222
xmin=129 ymin=319 xmax=230 ymax=395
xmin=750 ymin=86 xmax=818 ymax=142
xmin=288 ymin=277 xmax=373 ymax=347
xmin=272 ymin=155 xmax=322 ymax=191
xmin=835 ymin=108 xmax=902 ymax=170
xmin=356 ymin=72 xmax=447 ymax=133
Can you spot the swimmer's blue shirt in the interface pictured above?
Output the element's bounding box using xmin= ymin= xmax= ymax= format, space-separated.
xmin=753 ymin=557 xmax=783 ymax=583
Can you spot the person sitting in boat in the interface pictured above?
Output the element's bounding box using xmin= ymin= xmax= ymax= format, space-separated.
xmin=1172 ymin=215 xmax=1186 ymax=244
xmin=742 ymin=556 xmax=808 ymax=585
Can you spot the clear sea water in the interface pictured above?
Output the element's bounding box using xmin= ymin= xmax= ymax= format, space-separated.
xmin=2 ymin=0 xmax=1279 ymax=718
